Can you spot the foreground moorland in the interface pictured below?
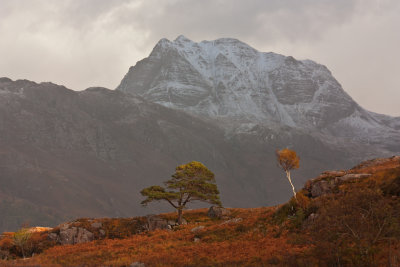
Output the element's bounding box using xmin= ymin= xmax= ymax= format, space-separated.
xmin=1 ymin=156 xmax=400 ymax=266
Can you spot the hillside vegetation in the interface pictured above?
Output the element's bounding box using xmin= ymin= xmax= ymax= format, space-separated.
xmin=1 ymin=156 xmax=399 ymax=266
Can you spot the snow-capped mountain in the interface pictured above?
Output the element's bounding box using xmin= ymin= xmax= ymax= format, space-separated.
xmin=118 ymin=35 xmax=351 ymax=127
xmin=1 ymin=36 xmax=399 ymax=232
xmin=117 ymin=35 xmax=400 ymax=153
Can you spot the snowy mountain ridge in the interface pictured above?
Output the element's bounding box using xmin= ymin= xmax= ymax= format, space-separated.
xmin=117 ymin=36 xmax=399 ymax=152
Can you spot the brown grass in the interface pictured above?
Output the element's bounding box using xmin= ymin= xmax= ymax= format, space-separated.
xmin=1 ymin=157 xmax=399 ymax=266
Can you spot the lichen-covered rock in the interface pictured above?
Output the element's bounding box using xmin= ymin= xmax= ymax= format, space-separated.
xmin=337 ymin=173 xmax=371 ymax=182
xmin=167 ymin=220 xmax=176 ymax=226
xmin=190 ymin=225 xmax=205 ymax=233
xmin=58 ymin=224 xmax=94 ymax=245
xmin=310 ymin=180 xmax=334 ymax=198
xmin=207 ymin=206 xmax=231 ymax=219
xmin=321 ymin=170 xmax=346 ymax=177
xmin=91 ymin=222 xmax=102 ymax=229
xmin=99 ymin=229 xmax=106 ymax=236
xmin=303 ymin=213 xmax=319 ymax=228
xmin=48 ymin=233 xmax=58 ymax=241
xmin=145 ymin=215 xmax=169 ymax=231
xmin=220 ymin=218 xmax=243 ymax=225
xmin=130 ymin=262 xmax=145 ymax=267
xmin=305 ymin=169 xmax=372 ymax=198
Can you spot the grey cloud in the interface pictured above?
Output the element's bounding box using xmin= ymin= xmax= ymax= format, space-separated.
xmin=0 ymin=0 xmax=399 ymax=115
xmin=103 ymin=0 xmax=359 ymax=46
xmin=154 ymin=0 xmax=357 ymax=42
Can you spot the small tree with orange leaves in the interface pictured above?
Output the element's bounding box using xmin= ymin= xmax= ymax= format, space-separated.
xmin=276 ymin=148 xmax=300 ymax=199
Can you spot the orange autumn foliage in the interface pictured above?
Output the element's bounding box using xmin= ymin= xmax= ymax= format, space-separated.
xmin=3 ymin=208 xmax=311 ymax=266
xmin=1 ymin=156 xmax=399 ymax=266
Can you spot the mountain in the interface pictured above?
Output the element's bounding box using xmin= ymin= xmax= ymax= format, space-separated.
xmin=0 ymin=77 xmax=338 ymax=232
xmin=0 ymin=78 xmax=230 ymax=231
xmin=117 ymin=35 xmax=400 ymax=153
xmin=1 ymin=36 xmax=399 ymax=232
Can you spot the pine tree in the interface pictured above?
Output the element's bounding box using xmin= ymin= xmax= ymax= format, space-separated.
xmin=141 ymin=161 xmax=221 ymax=224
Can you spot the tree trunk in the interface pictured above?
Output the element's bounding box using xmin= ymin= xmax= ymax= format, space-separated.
xmin=177 ymin=208 xmax=183 ymax=225
xmin=286 ymin=170 xmax=297 ymax=199
xmin=21 ymin=246 xmax=25 ymax=259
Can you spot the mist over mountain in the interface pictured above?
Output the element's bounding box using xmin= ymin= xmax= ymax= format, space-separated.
xmin=0 ymin=36 xmax=399 ymax=232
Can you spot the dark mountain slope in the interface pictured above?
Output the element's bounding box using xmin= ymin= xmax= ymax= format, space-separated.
xmin=0 ymin=77 xmax=354 ymax=232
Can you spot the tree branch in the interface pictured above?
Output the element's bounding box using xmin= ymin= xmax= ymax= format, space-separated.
xmin=343 ymin=221 xmax=359 ymax=241
xmin=165 ymin=198 xmax=178 ymax=209
xmin=182 ymin=193 xmax=191 ymax=206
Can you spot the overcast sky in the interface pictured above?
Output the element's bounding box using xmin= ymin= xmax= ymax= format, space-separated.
xmin=0 ymin=0 xmax=399 ymax=116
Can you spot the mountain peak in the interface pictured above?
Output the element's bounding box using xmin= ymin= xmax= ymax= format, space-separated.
xmin=174 ymin=35 xmax=192 ymax=43
xmin=203 ymin=37 xmax=250 ymax=46
xmin=116 ymin=36 xmax=352 ymax=127
xmin=153 ymin=37 xmax=172 ymax=49
xmin=116 ymin=36 xmax=400 ymax=147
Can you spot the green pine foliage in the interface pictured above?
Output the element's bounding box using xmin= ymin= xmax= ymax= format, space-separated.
xmin=140 ymin=161 xmax=221 ymax=224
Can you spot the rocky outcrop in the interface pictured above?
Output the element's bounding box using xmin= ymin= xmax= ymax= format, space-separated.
xmin=303 ymin=157 xmax=400 ymax=198
xmin=59 ymin=226 xmax=94 ymax=245
xmin=91 ymin=222 xmax=102 ymax=229
xmin=309 ymin=180 xmax=335 ymax=198
xmin=144 ymin=215 xmax=170 ymax=231
xmin=338 ymin=173 xmax=371 ymax=182
xmin=46 ymin=215 xmax=182 ymax=245
xmin=207 ymin=206 xmax=231 ymax=219
xmin=220 ymin=218 xmax=243 ymax=225
xmin=190 ymin=226 xmax=205 ymax=233
xmin=48 ymin=223 xmax=95 ymax=245
xmin=321 ymin=171 xmax=346 ymax=177
xmin=304 ymin=170 xmax=372 ymax=198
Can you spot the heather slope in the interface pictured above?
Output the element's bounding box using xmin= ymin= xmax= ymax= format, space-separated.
xmin=1 ymin=156 xmax=399 ymax=266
